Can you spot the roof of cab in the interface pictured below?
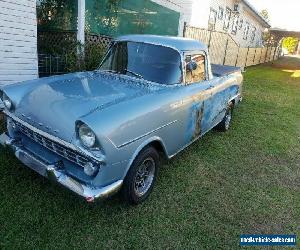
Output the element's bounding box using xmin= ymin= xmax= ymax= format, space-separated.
xmin=116 ymin=35 xmax=207 ymax=52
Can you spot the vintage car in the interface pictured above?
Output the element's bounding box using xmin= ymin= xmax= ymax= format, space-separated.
xmin=0 ymin=35 xmax=243 ymax=204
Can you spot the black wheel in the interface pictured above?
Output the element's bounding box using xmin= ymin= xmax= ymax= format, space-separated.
xmin=216 ymin=102 xmax=234 ymax=132
xmin=121 ymin=146 xmax=159 ymax=205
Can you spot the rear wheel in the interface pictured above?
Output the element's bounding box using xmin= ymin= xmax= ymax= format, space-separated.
xmin=121 ymin=146 xmax=159 ymax=205
xmin=216 ymin=102 xmax=234 ymax=132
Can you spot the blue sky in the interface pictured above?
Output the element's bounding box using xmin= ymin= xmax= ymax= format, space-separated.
xmin=248 ymin=0 xmax=300 ymax=31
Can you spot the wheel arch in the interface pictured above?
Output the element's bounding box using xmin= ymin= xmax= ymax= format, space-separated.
xmin=125 ymin=136 xmax=168 ymax=175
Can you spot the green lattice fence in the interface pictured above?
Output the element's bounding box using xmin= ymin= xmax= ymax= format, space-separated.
xmin=37 ymin=0 xmax=180 ymax=76
xmin=37 ymin=0 xmax=180 ymax=36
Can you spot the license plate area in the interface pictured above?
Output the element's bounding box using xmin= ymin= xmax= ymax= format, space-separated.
xmin=17 ymin=150 xmax=48 ymax=177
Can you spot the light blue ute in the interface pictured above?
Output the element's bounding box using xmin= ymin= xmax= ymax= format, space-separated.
xmin=0 ymin=35 xmax=243 ymax=204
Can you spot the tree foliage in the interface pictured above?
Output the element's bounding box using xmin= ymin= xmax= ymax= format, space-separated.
xmin=282 ymin=37 xmax=299 ymax=54
xmin=37 ymin=0 xmax=77 ymax=31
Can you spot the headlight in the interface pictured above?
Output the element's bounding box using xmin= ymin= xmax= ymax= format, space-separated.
xmin=2 ymin=93 xmax=13 ymax=110
xmin=78 ymin=123 xmax=96 ymax=148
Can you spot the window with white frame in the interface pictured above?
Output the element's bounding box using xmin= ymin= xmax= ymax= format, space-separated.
xmin=218 ymin=7 xmax=224 ymax=19
xmin=243 ymin=22 xmax=250 ymax=40
xmin=223 ymin=7 xmax=231 ymax=31
xmin=208 ymin=8 xmax=217 ymax=31
xmin=231 ymin=15 xmax=239 ymax=35
xmin=239 ymin=19 xmax=243 ymax=30
xmin=250 ymin=26 xmax=257 ymax=42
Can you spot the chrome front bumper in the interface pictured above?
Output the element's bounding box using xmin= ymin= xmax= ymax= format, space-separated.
xmin=1 ymin=134 xmax=123 ymax=202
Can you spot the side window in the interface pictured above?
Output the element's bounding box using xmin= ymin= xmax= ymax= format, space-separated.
xmin=185 ymin=54 xmax=206 ymax=84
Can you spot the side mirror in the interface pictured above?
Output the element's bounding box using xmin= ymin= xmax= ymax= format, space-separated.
xmin=186 ymin=61 xmax=198 ymax=71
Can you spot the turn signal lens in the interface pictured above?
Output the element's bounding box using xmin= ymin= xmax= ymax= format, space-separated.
xmin=84 ymin=162 xmax=98 ymax=176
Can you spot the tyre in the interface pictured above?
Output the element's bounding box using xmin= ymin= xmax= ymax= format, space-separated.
xmin=121 ymin=146 xmax=159 ymax=205
xmin=216 ymin=102 xmax=234 ymax=132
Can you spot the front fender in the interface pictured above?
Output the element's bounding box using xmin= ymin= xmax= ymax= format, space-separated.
xmin=125 ymin=136 xmax=168 ymax=173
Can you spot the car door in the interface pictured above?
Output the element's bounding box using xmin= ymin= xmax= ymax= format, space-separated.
xmin=181 ymin=52 xmax=215 ymax=143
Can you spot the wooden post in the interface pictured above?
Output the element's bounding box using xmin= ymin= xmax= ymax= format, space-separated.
xmin=273 ymin=47 xmax=276 ymax=61
xmin=264 ymin=47 xmax=269 ymax=62
xmin=253 ymin=48 xmax=257 ymax=65
xmin=223 ymin=37 xmax=229 ymax=65
xmin=208 ymin=31 xmax=212 ymax=50
xmin=297 ymin=41 xmax=300 ymax=55
xmin=183 ymin=22 xmax=187 ymax=38
xmin=278 ymin=46 xmax=282 ymax=58
xmin=77 ymin=0 xmax=85 ymax=53
xmin=245 ymin=46 xmax=250 ymax=68
xmin=235 ymin=47 xmax=240 ymax=67
xmin=258 ymin=48 xmax=262 ymax=64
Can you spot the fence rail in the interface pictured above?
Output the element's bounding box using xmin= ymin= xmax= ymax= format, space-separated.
xmin=184 ymin=25 xmax=281 ymax=68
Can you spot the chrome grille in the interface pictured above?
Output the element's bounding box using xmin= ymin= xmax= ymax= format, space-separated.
xmin=15 ymin=121 xmax=93 ymax=168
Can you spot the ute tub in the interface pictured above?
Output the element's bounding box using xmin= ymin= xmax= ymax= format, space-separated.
xmin=1 ymin=135 xmax=123 ymax=202
xmin=211 ymin=64 xmax=242 ymax=77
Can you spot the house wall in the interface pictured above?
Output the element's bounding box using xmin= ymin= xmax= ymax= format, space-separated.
xmin=151 ymin=0 xmax=194 ymax=36
xmin=208 ymin=0 xmax=265 ymax=47
xmin=160 ymin=0 xmax=267 ymax=47
xmin=0 ymin=0 xmax=38 ymax=86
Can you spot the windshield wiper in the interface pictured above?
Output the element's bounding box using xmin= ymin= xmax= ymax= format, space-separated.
xmin=98 ymin=69 xmax=118 ymax=74
xmin=122 ymin=69 xmax=144 ymax=79
xmin=98 ymin=69 xmax=144 ymax=80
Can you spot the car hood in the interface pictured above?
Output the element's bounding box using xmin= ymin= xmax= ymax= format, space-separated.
xmin=14 ymin=71 xmax=163 ymax=142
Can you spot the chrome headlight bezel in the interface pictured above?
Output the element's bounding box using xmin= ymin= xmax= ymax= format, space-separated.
xmin=78 ymin=123 xmax=97 ymax=148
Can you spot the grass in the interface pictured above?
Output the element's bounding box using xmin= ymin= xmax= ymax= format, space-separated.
xmin=0 ymin=57 xmax=300 ymax=249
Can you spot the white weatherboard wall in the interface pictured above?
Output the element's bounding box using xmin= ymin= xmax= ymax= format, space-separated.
xmin=0 ymin=0 xmax=38 ymax=87
xmin=151 ymin=0 xmax=194 ymax=36
xmin=154 ymin=0 xmax=268 ymax=47
xmin=208 ymin=0 xmax=266 ymax=47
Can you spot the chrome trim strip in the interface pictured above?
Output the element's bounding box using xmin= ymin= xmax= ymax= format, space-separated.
xmin=117 ymin=120 xmax=178 ymax=148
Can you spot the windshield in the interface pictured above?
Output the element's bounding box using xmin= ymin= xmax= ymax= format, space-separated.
xmin=99 ymin=41 xmax=182 ymax=85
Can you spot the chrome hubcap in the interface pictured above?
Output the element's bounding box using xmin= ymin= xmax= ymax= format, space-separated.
xmin=225 ymin=110 xmax=232 ymax=130
xmin=134 ymin=157 xmax=155 ymax=197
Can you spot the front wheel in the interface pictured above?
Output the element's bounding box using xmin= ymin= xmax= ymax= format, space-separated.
xmin=121 ymin=146 xmax=159 ymax=205
xmin=216 ymin=103 xmax=234 ymax=132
